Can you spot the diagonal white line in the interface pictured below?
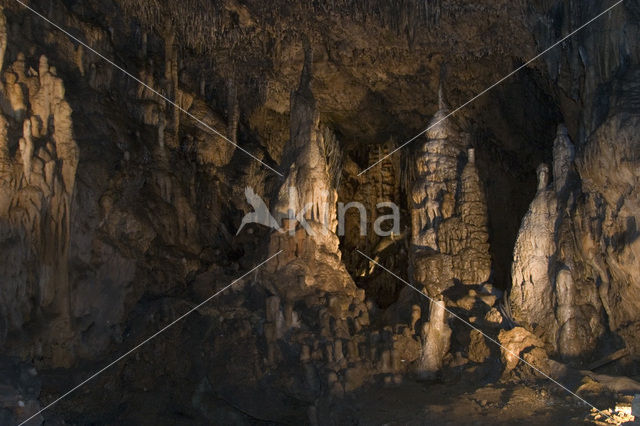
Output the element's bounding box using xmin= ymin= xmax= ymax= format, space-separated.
xmin=359 ymin=0 xmax=625 ymax=176
xmin=17 ymin=250 xmax=283 ymax=426
xmin=356 ymin=250 xmax=613 ymax=421
xmin=11 ymin=0 xmax=283 ymax=177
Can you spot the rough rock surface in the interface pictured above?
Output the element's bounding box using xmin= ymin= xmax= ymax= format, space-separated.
xmin=0 ymin=49 xmax=78 ymax=367
xmin=0 ymin=0 xmax=638 ymax=423
xmin=403 ymin=85 xmax=495 ymax=377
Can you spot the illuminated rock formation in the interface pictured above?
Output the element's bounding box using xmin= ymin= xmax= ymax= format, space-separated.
xmin=418 ymin=297 xmax=451 ymax=378
xmin=408 ymin=83 xmax=493 ymax=377
xmin=510 ymin=126 xmax=606 ymax=358
xmin=0 ymin=50 xmax=78 ymax=366
xmin=509 ymin=163 xmax=557 ymax=342
xmin=274 ymin=43 xmax=338 ymax=248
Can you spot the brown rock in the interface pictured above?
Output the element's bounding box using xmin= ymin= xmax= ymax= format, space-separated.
xmin=468 ymin=330 xmax=490 ymax=363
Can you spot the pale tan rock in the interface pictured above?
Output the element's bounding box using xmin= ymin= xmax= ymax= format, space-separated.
xmin=498 ymin=327 xmax=546 ymax=373
xmin=419 ymin=297 xmax=451 ymax=378
xmin=4 ymin=72 xmax=26 ymax=121
xmin=509 ymin=163 xmax=558 ymax=344
xmin=484 ymin=308 xmax=503 ymax=326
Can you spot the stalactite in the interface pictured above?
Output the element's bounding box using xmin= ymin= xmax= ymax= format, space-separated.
xmin=0 ymin=5 xmax=6 ymax=72
xmin=5 ymin=71 xmax=26 ymax=122
xmin=226 ymin=78 xmax=239 ymax=143
xmin=74 ymin=45 xmax=84 ymax=77
xmin=0 ymin=114 xmax=9 ymax=172
xmin=171 ymin=52 xmax=179 ymax=136
xmin=20 ymin=120 xmax=33 ymax=184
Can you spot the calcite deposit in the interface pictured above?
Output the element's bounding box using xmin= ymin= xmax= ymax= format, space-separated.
xmin=510 ymin=124 xmax=607 ymax=359
xmin=0 ymin=48 xmax=78 ymax=367
xmin=0 ymin=0 xmax=638 ymax=424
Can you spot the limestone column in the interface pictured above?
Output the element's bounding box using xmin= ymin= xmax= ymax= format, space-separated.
xmin=509 ymin=163 xmax=558 ymax=342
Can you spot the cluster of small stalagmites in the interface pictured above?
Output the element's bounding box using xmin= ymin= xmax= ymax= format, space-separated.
xmin=509 ymin=124 xmax=606 ymax=358
xmin=261 ymin=62 xmax=422 ymax=393
xmin=262 ymin=286 xmax=422 ymax=397
xmin=0 ymin=31 xmax=78 ymax=365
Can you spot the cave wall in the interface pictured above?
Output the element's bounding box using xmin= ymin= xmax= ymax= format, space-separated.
xmin=0 ymin=0 xmax=638 ymax=423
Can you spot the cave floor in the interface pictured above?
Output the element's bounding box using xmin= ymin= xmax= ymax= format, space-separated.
xmin=36 ymin=355 xmax=625 ymax=425
xmin=327 ymin=378 xmax=614 ymax=425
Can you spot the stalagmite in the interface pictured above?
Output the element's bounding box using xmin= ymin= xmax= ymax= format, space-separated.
xmin=199 ymin=75 xmax=206 ymax=97
xmin=457 ymin=148 xmax=491 ymax=284
xmin=274 ymin=41 xmax=338 ymax=245
xmin=555 ymin=266 xmax=581 ymax=358
xmin=74 ymin=45 xmax=84 ymax=76
xmin=509 ymin=163 xmax=557 ymax=340
xmin=552 ymin=124 xmax=575 ymax=198
xmin=407 ymin=79 xmax=494 ymax=376
xmin=88 ymin=62 xmax=97 ymax=89
xmin=140 ymin=31 xmax=148 ymax=58
xmin=419 ymin=297 xmax=451 ymax=378
xmin=158 ymin=114 xmax=166 ymax=148
xmin=410 ymin=82 xmax=463 ymax=248
xmin=509 ymin=125 xmax=605 ymax=356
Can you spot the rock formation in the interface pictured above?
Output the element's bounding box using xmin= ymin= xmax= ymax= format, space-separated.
xmin=274 ymin=44 xmax=338 ymax=247
xmin=510 ymin=125 xmax=606 ymax=359
xmin=418 ymin=297 xmax=451 ymax=376
xmin=406 ymin=83 xmax=494 ymax=376
xmin=258 ymin=44 xmax=423 ymax=409
xmin=509 ymin=162 xmax=558 ymax=342
xmin=0 ymin=47 xmax=78 ymax=366
xmin=0 ymin=0 xmax=638 ymax=423
xmin=411 ymin=87 xmax=491 ymax=289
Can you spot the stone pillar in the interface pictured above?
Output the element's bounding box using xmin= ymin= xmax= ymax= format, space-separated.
xmin=509 ymin=163 xmax=558 ymax=344
xmin=419 ymin=296 xmax=451 ymax=378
